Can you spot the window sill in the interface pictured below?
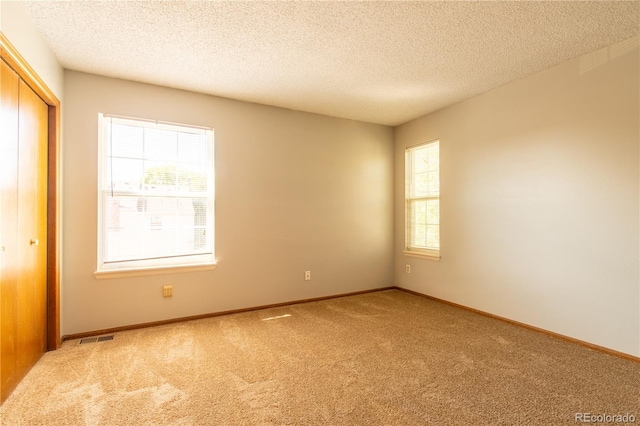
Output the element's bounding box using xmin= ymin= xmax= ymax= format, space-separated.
xmin=403 ymin=250 xmax=441 ymax=261
xmin=94 ymin=262 xmax=217 ymax=280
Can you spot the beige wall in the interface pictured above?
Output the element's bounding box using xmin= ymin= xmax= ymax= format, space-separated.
xmin=62 ymin=71 xmax=394 ymax=335
xmin=395 ymin=40 xmax=640 ymax=357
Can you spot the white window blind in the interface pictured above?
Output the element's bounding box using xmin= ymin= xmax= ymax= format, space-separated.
xmin=97 ymin=114 xmax=214 ymax=271
xmin=405 ymin=140 xmax=440 ymax=258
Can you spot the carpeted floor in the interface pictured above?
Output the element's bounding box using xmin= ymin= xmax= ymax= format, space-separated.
xmin=1 ymin=289 xmax=638 ymax=425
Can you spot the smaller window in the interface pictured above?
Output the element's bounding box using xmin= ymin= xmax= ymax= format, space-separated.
xmin=96 ymin=114 xmax=215 ymax=276
xmin=405 ymin=140 xmax=440 ymax=260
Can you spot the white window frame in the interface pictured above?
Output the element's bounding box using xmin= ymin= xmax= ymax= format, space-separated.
xmin=404 ymin=140 xmax=441 ymax=261
xmin=94 ymin=114 xmax=216 ymax=279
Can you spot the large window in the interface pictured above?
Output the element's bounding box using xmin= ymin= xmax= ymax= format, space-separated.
xmin=405 ymin=140 xmax=440 ymax=259
xmin=97 ymin=114 xmax=215 ymax=274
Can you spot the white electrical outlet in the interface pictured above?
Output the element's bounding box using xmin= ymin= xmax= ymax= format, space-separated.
xmin=304 ymin=271 xmax=311 ymax=281
xmin=406 ymin=265 xmax=411 ymax=273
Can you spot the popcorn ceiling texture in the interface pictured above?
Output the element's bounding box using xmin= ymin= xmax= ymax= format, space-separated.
xmin=21 ymin=1 xmax=640 ymax=126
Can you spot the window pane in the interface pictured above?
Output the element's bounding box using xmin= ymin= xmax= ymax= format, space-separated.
xmin=99 ymin=114 xmax=214 ymax=269
xmin=412 ymin=147 xmax=429 ymax=173
xmin=406 ymin=140 xmax=440 ymax=253
xmin=109 ymin=158 xmax=143 ymax=190
xmin=426 ymin=225 xmax=440 ymax=249
xmin=190 ymin=197 xmax=208 ymax=250
xmin=177 ymin=166 xmax=208 ymax=192
xmin=103 ymin=195 xmax=144 ymax=261
xmin=413 ymin=200 xmax=426 ymax=224
xmin=178 ymin=132 xmax=209 ymax=166
xmin=145 ymin=128 xmax=177 ymax=161
xmin=413 ymin=172 xmax=428 ymax=197
xmin=428 ymin=144 xmax=439 ymax=168
xmin=413 ymin=172 xmax=439 ymax=198
xmin=413 ymin=223 xmax=426 ymax=248
xmin=144 ymin=161 xmax=177 ymax=188
xmin=412 ymin=200 xmax=426 ymax=225
xmin=427 ymin=171 xmax=439 ymax=197
xmin=103 ymin=194 xmax=211 ymax=263
xmin=111 ymin=124 xmax=143 ymax=159
xmin=426 ymin=199 xmax=439 ymax=225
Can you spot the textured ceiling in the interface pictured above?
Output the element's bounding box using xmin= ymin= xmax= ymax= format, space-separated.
xmin=21 ymin=1 xmax=640 ymax=126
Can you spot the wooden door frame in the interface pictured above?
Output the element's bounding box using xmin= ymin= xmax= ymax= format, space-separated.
xmin=1 ymin=33 xmax=61 ymax=350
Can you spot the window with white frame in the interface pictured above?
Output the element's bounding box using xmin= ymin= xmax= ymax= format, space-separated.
xmin=97 ymin=114 xmax=215 ymax=273
xmin=405 ymin=140 xmax=440 ymax=259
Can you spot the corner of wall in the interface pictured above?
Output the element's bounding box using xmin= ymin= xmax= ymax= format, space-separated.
xmin=0 ymin=1 xmax=64 ymax=100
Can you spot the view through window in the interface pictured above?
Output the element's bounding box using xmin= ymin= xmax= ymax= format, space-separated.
xmin=97 ymin=114 xmax=214 ymax=271
xmin=405 ymin=140 xmax=440 ymax=258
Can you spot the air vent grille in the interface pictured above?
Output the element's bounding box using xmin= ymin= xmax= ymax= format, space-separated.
xmin=78 ymin=335 xmax=115 ymax=345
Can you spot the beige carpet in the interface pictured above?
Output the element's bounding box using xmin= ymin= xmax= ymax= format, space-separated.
xmin=1 ymin=289 xmax=638 ymax=425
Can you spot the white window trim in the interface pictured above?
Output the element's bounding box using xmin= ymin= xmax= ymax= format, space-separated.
xmin=95 ymin=114 xmax=216 ymax=278
xmin=404 ymin=139 xmax=440 ymax=260
xmin=403 ymin=249 xmax=441 ymax=261
xmin=94 ymin=262 xmax=216 ymax=280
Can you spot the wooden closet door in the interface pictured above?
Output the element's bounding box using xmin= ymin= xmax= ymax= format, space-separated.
xmin=16 ymin=79 xmax=49 ymax=378
xmin=0 ymin=59 xmax=20 ymax=402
